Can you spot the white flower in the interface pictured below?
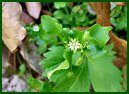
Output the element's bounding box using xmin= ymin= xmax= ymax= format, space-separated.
xmin=68 ymin=38 xmax=81 ymax=52
xmin=33 ymin=25 xmax=39 ymax=32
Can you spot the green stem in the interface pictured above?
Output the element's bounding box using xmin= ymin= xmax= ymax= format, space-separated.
xmin=65 ymin=7 xmax=69 ymax=15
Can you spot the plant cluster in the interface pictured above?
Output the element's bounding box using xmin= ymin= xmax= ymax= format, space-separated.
xmin=110 ymin=6 xmax=127 ymax=31
xmin=53 ymin=2 xmax=95 ymax=27
xmin=26 ymin=15 xmax=123 ymax=92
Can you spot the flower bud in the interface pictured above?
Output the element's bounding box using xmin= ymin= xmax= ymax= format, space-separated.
xmin=82 ymin=31 xmax=90 ymax=41
xmin=72 ymin=51 xmax=83 ymax=66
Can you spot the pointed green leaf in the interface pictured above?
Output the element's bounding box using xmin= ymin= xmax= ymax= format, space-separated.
xmin=40 ymin=46 xmax=65 ymax=77
xmin=41 ymin=15 xmax=62 ymax=34
xmin=87 ymin=45 xmax=123 ymax=92
xmin=110 ymin=6 xmax=122 ymax=17
xmin=51 ymin=59 xmax=90 ymax=92
xmin=53 ymin=10 xmax=64 ymax=19
xmin=47 ymin=60 xmax=69 ymax=80
xmin=19 ymin=64 xmax=26 ymax=76
xmin=54 ymin=2 xmax=66 ymax=9
xmin=62 ymin=15 xmax=73 ymax=25
xmin=87 ymin=24 xmax=112 ymax=46
xmin=27 ymin=75 xmax=44 ymax=91
xmin=63 ymin=48 xmax=73 ymax=62
xmin=72 ymin=51 xmax=83 ymax=66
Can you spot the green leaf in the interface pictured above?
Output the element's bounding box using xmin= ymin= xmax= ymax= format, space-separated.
xmin=115 ymin=6 xmax=127 ymax=31
xmin=82 ymin=30 xmax=90 ymax=42
xmin=110 ymin=6 xmax=127 ymax=31
xmin=68 ymin=29 xmax=84 ymax=43
xmin=87 ymin=24 xmax=112 ymax=46
xmin=110 ymin=6 xmax=122 ymax=17
xmin=41 ymin=15 xmax=62 ymax=34
xmin=71 ymin=5 xmax=86 ymax=23
xmin=63 ymin=48 xmax=73 ymax=62
xmin=54 ymin=2 xmax=66 ymax=9
xmin=81 ymin=2 xmax=87 ymax=10
xmin=51 ymin=59 xmax=90 ymax=92
xmin=72 ymin=5 xmax=80 ymax=13
xmin=39 ymin=31 xmax=58 ymax=44
xmin=37 ymin=43 xmax=47 ymax=54
xmin=53 ymin=10 xmax=64 ymax=19
xmin=41 ymin=82 xmax=54 ymax=92
xmin=87 ymin=45 xmax=123 ymax=92
xmin=72 ymin=51 xmax=83 ymax=66
xmin=116 ymin=16 xmax=127 ymax=31
xmin=47 ymin=59 xmax=69 ymax=80
xmin=75 ymin=14 xmax=86 ymax=22
xmin=62 ymin=15 xmax=73 ymax=25
xmin=27 ymin=75 xmax=44 ymax=91
xmin=19 ymin=64 xmax=26 ymax=76
xmin=40 ymin=46 xmax=65 ymax=77
xmin=35 ymin=37 xmax=47 ymax=54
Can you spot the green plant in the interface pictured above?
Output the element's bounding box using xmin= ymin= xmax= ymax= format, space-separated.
xmin=53 ymin=2 xmax=95 ymax=27
xmin=26 ymin=15 xmax=123 ymax=92
xmin=110 ymin=6 xmax=127 ymax=31
xmin=19 ymin=64 xmax=26 ymax=76
xmin=27 ymin=75 xmax=43 ymax=92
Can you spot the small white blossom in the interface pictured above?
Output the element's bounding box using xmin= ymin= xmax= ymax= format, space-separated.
xmin=33 ymin=25 xmax=39 ymax=32
xmin=68 ymin=38 xmax=81 ymax=52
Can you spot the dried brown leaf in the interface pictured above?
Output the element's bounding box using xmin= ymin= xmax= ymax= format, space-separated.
xmin=42 ymin=10 xmax=52 ymax=16
xmin=114 ymin=2 xmax=127 ymax=6
xmin=21 ymin=11 xmax=34 ymax=24
xmin=19 ymin=41 xmax=42 ymax=74
xmin=2 ymin=75 xmax=27 ymax=92
xmin=2 ymin=2 xmax=26 ymax=53
xmin=2 ymin=45 xmax=11 ymax=75
xmin=25 ymin=2 xmax=42 ymax=19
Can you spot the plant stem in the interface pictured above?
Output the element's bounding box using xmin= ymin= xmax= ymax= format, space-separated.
xmin=65 ymin=7 xmax=69 ymax=15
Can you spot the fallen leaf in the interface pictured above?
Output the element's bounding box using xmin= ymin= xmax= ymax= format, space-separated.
xmin=42 ymin=10 xmax=52 ymax=16
xmin=2 ymin=77 xmax=9 ymax=89
xmin=21 ymin=11 xmax=34 ymax=24
xmin=19 ymin=41 xmax=43 ymax=74
xmin=2 ymin=75 xmax=27 ymax=92
xmin=2 ymin=45 xmax=11 ymax=75
xmin=25 ymin=2 xmax=42 ymax=19
xmin=2 ymin=2 xmax=26 ymax=53
xmin=2 ymin=2 xmax=6 ymax=6
xmin=114 ymin=2 xmax=127 ymax=6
